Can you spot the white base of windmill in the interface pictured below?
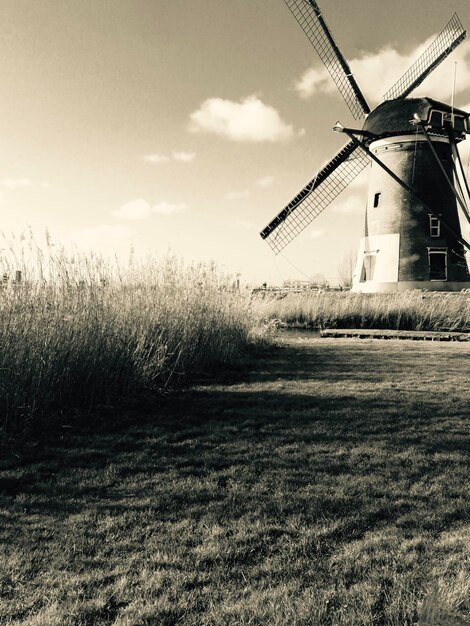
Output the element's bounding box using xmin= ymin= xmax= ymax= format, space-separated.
xmin=351 ymin=233 xmax=470 ymax=293
xmin=352 ymin=234 xmax=398 ymax=292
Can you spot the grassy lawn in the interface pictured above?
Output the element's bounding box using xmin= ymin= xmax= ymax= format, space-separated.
xmin=1 ymin=336 xmax=469 ymax=625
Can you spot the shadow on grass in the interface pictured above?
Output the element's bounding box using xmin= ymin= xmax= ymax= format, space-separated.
xmin=0 ymin=337 xmax=469 ymax=625
xmin=2 ymin=338 xmax=468 ymax=505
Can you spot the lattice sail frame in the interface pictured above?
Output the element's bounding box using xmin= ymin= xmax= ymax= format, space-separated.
xmin=384 ymin=13 xmax=466 ymax=100
xmin=284 ymin=0 xmax=369 ymax=119
xmin=260 ymin=142 xmax=370 ymax=254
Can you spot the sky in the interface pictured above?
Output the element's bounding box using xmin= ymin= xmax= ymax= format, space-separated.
xmin=1 ymin=0 xmax=470 ymax=286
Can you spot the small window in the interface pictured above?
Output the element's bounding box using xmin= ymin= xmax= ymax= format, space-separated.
xmin=428 ymin=248 xmax=447 ymax=281
xmin=454 ymin=116 xmax=466 ymax=133
xmin=429 ymin=110 xmax=443 ymax=128
xmin=429 ymin=215 xmax=440 ymax=238
xmin=373 ymin=192 xmax=381 ymax=208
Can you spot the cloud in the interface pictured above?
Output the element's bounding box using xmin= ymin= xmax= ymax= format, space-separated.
xmin=143 ymin=151 xmax=195 ymax=164
xmin=143 ymin=153 xmax=170 ymax=164
xmin=1 ymin=178 xmax=32 ymax=189
xmin=189 ymin=95 xmax=294 ymax=142
xmin=295 ymin=37 xmax=470 ymax=107
xmin=0 ymin=178 xmax=52 ymax=191
xmin=113 ymin=198 xmax=153 ymax=221
xmin=257 ymin=175 xmax=275 ymax=188
xmin=296 ymin=67 xmax=333 ymax=99
xmin=152 ymin=201 xmax=187 ymax=215
xmin=225 ymin=190 xmax=251 ymax=200
xmin=113 ymin=198 xmax=187 ymax=220
xmin=172 ymin=151 xmax=195 ymax=163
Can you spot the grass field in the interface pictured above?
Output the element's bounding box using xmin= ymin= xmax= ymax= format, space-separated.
xmin=1 ymin=336 xmax=469 ymax=625
xmin=251 ymin=290 xmax=470 ymax=332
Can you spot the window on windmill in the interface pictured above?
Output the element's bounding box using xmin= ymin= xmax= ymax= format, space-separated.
xmin=429 ymin=215 xmax=441 ymax=237
xmin=453 ymin=115 xmax=466 ymax=133
xmin=428 ymin=248 xmax=447 ymax=281
xmin=429 ymin=110 xmax=443 ymax=128
xmin=360 ymin=253 xmax=377 ymax=282
xmin=373 ymin=192 xmax=381 ymax=208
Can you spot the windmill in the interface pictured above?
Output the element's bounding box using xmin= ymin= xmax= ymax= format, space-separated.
xmin=260 ymin=0 xmax=470 ymax=292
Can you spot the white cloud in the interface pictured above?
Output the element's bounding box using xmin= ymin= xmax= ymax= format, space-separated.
xmin=113 ymin=198 xmax=187 ymax=220
xmin=225 ymin=190 xmax=251 ymax=200
xmin=296 ymin=66 xmax=333 ymax=99
xmin=143 ymin=153 xmax=170 ymax=164
xmin=152 ymin=201 xmax=187 ymax=215
xmin=172 ymin=151 xmax=195 ymax=162
xmin=1 ymin=178 xmax=32 ymax=189
xmin=144 ymin=151 xmax=196 ymax=164
xmin=189 ymin=95 xmax=294 ymax=142
xmin=257 ymin=175 xmax=275 ymax=188
xmin=295 ymin=37 xmax=470 ymax=107
xmin=0 ymin=178 xmax=52 ymax=191
xmin=113 ymin=198 xmax=153 ymax=221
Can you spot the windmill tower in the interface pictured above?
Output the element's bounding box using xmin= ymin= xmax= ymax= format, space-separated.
xmin=260 ymin=1 xmax=470 ymax=292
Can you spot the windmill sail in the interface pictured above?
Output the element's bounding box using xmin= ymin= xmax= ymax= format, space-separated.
xmin=284 ymin=0 xmax=370 ymax=119
xmin=384 ymin=13 xmax=466 ymax=100
xmin=260 ymin=141 xmax=370 ymax=254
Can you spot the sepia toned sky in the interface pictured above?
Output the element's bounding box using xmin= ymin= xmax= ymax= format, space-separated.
xmin=1 ymin=0 xmax=470 ymax=284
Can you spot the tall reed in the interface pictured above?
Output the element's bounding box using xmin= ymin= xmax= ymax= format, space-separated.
xmin=0 ymin=236 xmax=264 ymax=425
xmin=251 ymin=290 xmax=470 ymax=332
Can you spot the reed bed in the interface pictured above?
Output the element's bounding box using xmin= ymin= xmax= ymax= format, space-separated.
xmin=251 ymin=290 xmax=470 ymax=332
xmin=0 ymin=239 xmax=265 ymax=425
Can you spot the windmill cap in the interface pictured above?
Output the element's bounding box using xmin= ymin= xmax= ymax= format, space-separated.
xmin=362 ymin=97 xmax=469 ymax=139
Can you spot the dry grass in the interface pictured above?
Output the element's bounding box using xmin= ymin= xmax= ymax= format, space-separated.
xmin=251 ymin=290 xmax=470 ymax=332
xmin=0 ymin=235 xmax=266 ymax=427
xmin=1 ymin=337 xmax=469 ymax=625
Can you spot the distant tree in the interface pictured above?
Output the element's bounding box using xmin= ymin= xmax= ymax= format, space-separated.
xmin=310 ymin=272 xmax=327 ymax=287
xmin=338 ymin=250 xmax=356 ymax=289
